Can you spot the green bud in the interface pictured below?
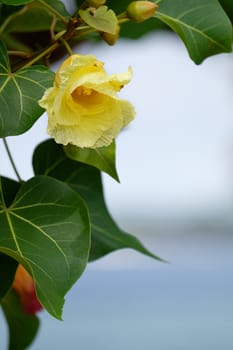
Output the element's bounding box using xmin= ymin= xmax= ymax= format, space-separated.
xmin=127 ymin=1 xmax=158 ymax=23
xmin=101 ymin=24 xmax=120 ymax=46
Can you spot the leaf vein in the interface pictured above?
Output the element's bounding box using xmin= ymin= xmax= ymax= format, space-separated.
xmin=156 ymin=11 xmax=228 ymax=50
xmin=10 ymin=211 xmax=70 ymax=272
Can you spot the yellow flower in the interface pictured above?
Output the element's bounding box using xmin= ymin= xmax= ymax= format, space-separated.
xmin=39 ymin=55 xmax=135 ymax=148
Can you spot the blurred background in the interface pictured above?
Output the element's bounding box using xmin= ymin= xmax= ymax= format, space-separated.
xmin=1 ymin=16 xmax=233 ymax=350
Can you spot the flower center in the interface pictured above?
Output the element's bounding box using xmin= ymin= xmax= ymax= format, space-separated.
xmin=71 ymin=86 xmax=100 ymax=107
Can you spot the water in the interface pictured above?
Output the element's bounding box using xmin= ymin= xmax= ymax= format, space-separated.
xmin=31 ymin=267 xmax=233 ymax=350
xmin=1 ymin=226 xmax=233 ymax=350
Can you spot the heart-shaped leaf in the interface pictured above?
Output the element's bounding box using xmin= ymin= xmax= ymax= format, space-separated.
xmin=33 ymin=140 xmax=163 ymax=262
xmin=0 ymin=40 xmax=54 ymax=137
xmin=79 ymin=6 xmax=118 ymax=34
xmin=154 ymin=0 xmax=232 ymax=64
xmin=0 ymin=175 xmax=90 ymax=318
xmin=1 ymin=290 xmax=40 ymax=350
xmin=64 ymin=141 xmax=119 ymax=182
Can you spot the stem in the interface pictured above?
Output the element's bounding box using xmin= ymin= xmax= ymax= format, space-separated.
xmin=20 ymin=28 xmax=67 ymax=69
xmin=3 ymin=138 xmax=22 ymax=182
xmin=117 ymin=11 xmax=128 ymax=20
xmin=75 ymin=25 xmax=90 ymax=31
xmin=74 ymin=25 xmax=97 ymax=38
xmin=8 ymin=50 xmax=32 ymax=58
xmin=37 ymin=0 xmax=68 ymax=24
xmin=50 ymin=16 xmax=58 ymax=41
xmin=118 ymin=18 xmax=130 ymax=25
xmin=20 ymin=41 xmax=60 ymax=69
xmin=60 ymin=39 xmax=73 ymax=56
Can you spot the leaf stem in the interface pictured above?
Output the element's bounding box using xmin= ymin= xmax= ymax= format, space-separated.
xmin=73 ymin=24 xmax=101 ymax=38
xmin=37 ymin=0 xmax=69 ymax=24
xmin=3 ymin=138 xmax=22 ymax=182
xmin=60 ymin=39 xmax=73 ymax=56
xmin=118 ymin=18 xmax=130 ymax=25
xmin=117 ymin=12 xmax=128 ymax=20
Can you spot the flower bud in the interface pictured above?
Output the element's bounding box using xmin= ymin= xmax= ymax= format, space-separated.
xmin=13 ymin=265 xmax=42 ymax=314
xmin=101 ymin=24 xmax=120 ymax=46
xmin=127 ymin=1 xmax=158 ymax=23
xmin=87 ymin=0 xmax=106 ymax=7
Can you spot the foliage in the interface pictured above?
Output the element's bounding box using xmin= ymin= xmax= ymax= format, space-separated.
xmin=0 ymin=0 xmax=232 ymax=348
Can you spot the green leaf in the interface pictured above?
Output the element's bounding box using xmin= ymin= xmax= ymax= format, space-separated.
xmin=38 ymin=0 xmax=71 ymax=18
xmin=0 ymin=0 xmax=33 ymax=4
xmin=4 ymin=8 xmax=58 ymax=32
xmin=1 ymin=290 xmax=39 ymax=350
xmin=154 ymin=0 xmax=233 ymax=64
xmin=2 ymin=1 xmax=69 ymax=33
xmin=33 ymin=140 xmax=163 ymax=262
xmin=0 ymin=3 xmax=23 ymax=23
xmin=0 ymin=253 xmax=18 ymax=300
xmin=64 ymin=141 xmax=119 ymax=182
xmin=0 ymin=40 xmax=55 ymax=137
xmin=0 ymin=175 xmax=90 ymax=318
xmin=79 ymin=6 xmax=118 ymax=34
